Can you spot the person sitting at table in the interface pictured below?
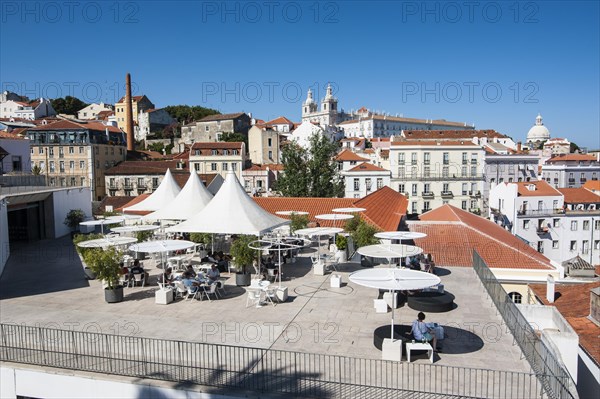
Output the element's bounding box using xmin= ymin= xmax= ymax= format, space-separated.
xmin=130 ymin=260 xmax=149 ymax=285
xmin=120 ymin=263 xmax=131 ymax=285
xmin=206 ymin=264 xmax=220 ymax=285
xmin=181 ymin=271 xmax=201 ymax=295
xmin=410 ymin=312 xmax=440 ymax=352
xmin=185 ymin=264 xmax=197 ymax=278
xmin=410 ymin=255 xmax=422 ymax=270
xmin=158 ymin=267 xmax=175 ymax=286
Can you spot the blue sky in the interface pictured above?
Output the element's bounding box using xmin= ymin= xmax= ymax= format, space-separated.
xmin=1 ymin=1 xmax=599 ymax=148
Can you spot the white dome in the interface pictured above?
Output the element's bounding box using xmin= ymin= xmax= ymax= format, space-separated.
xmin=303 ymin=89 xmax=315 ymax=105
xmin=527 ymin=114 xmax=550 ymax=142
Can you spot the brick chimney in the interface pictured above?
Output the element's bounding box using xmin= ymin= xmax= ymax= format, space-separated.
xmin=517 ymin=141 xmax=522 ymax=153
xmin=125 ymin=73 xmax=134 ymax=151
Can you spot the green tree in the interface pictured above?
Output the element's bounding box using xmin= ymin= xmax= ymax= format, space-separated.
xmin=51 ymin=96 xmax=89 ymax=115
xmin=31 ymin=165 xmax=42 ymax=175
xmin=163 ymin=105 xmax=220 ymax=124
xmin=230 ymin=235 xmax=258 ymax=274
xmin=289 ymin=213 xmax=309 ymax=233
xmin=220 ymin=132 xmax=248 ymax=149
xmin=64 ymin=209 xmax=86 ymax=231
xmin=278 ymin=134 xmax=343 ymax=197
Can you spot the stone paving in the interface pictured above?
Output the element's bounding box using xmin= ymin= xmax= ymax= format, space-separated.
xmin=0 ymin=235 xmax=531 ymax=374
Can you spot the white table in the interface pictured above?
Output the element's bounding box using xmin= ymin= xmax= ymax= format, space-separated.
xmin=249 ymin=280 xmax=275 ymax=306
xmin=406 ymin=342 xmax=434 ymax=363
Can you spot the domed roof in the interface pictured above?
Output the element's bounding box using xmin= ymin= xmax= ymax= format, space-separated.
xmin=303 ymin=89 xmax=315 ymax=105
xmin=527 ymin=114 xmax=550 ymax=142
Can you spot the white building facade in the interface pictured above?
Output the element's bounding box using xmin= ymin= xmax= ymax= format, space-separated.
xmin=542 ymin=154 xmax=600 ymax=188
xmin=77 ymin=103 xmax=113 ymax=120
xmin=188 ymin=142 xmax=246 ymax=180
xmin=0 ymin=98 xmax=56 ymax=120
xmin=389 ymin=141 xmax=485 ymax=215
xmin=341 ymin=162 xmax=391 ymax=198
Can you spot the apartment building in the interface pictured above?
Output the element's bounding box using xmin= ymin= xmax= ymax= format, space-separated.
xmin=541 ymin=154 xmax=600 ymax=188
xmin=247 ymin=125 xmax=283 ymax=165
xmin=341 ymin=162 xmax=391 ymax=198
xmin=389 ymin=140 xmax=485 ymax=215
xmin=188 ymin=142 xmax=246 ymax=180
xmin=26 ymin=120 xmax=127 ymax=200
xmin=114 ymin=95 xmax=155 ymax=131
xmin=489 ymin=180 xmax=600 ymax=267
xmin=180 ymin=113 xmax=251 ymax=144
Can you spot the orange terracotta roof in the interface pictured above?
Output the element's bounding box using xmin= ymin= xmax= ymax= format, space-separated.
xmin=266 ymin=116 xmax=293 ymax=126
xmin=391 ymin=140 xmax=478 ymax=147
xmin=0 ymin=131 xmax=26 ymax=140
xmin=516 ymin=181 xmax=562 ymax=197
xmin=191 ymin=142 xmax=243 ymax=150
xmin=347 ymin=162 xmax=388 ymax=172
xmin=28 ymin=119 xmax=123 ymax=133
xmin=117 ymin=194 xmax=150 ymax=213
xmin=116 ymin=95 xmax=147 ymax=103
xmin=245 ymin=163 xmax=285 ymax=171
xmin=335 ymin=149 xmax=370 ymax=162
xmin=583 ymin=180 xmax=600 ymax=191
xmin=96 ymin=196 xmax=137 ymax=216
xmin=254 ymin=186 xmax=407 ymax=231
xmin=105 ymin=160 xmax=186 ymax=175
xmin=557 ymin=188 xmax=600 ymax=203
xmin=546 ymin=154 xmax=597 ymax=163
xmin=199 ymin=112 xmax=245 ymax=122
xmin=529 ymin=282 xmax=600 ymax=364
xmin=412 ymin=205 xmax=554 ymax=270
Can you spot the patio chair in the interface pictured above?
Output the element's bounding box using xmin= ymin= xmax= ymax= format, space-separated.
xmin=173 ymin=281 xmax=188 ymax=299
xmin=215 ymin=280 xmax=226 ymax=296
xmin=200 ymin=284 xmax=219 ymax=301
xmin=132 ymin=273 xmax=145 ymax=288
xmin=185 ymin=286 xmax=200 ymax=301
xmin=264 ymin=288 xmax=277 ymax=306
xmin=246 ymin=289 xmax=262 ymax=308
xmin=119 ymin=274 xmax=132 ymax=288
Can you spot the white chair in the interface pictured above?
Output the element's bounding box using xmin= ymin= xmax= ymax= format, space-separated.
xmin=246 ymin=289 xmax=262 ymax=308
xmin=133 ymin=273 xmax=145 ymax=288
xmin=173 ymin=281 xmax=188 ymax=299
xmin=185 ymin=286 xmax=200 ymax=301
xmin=201 ymin=284 xmax=219 ymax=301
xmin=264 ymin=288 xmax=277 ymax=306
xmin=215 ymin=280 xmax=226 ymax=296
xmin=119 ymin=274 xmax=132 ymax=288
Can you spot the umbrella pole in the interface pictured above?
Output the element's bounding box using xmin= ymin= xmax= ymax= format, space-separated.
xmin=390 ymin=289 xmax=394 ymax=341
xmin=278 ymin=246 xmax=282 ymax=288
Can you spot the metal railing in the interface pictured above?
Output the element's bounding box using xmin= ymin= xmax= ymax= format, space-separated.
xmin=472 ymin=251 xmax=578 ymax=399
xmin=395 ymin=174 xmax=484 ymax=182
xmin=0 ymin=322 xmax=546 ymax=398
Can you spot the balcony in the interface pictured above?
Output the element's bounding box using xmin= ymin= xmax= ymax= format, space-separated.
xmin=516 ymin=208 xmax=565 ymax=218
xmin=469 ymin=190 xmax=481 ymax=197
xmin=536 ymin=225 xmax=550 ymax=235
xmin=421 ymin=208 xmax=432 ymax=213
xmin=441 ymin=191 xmax=453 ymax=198
xmin=469 ymin=208 xmax=481 ymax=215
xmin=421 ymin=191 xmax=434 ymax=198
xmin=123 ymin=183 xmax=133 ymax=190
xmin=580 ymin=178 xmax=587 ymax=183
xmin=568 ymin=178 xmax=575 ymax=183
xmin=395 ymin=174 xmax=484 ymax=182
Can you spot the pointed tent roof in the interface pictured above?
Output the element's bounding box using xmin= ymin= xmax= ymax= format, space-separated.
xmin=143 ymin=172 xmax=213 ymax=221
xmin=166 ymin=172 xmax=289 ymax=235
xmin=124 ymin=169 xmax=181 ymax=212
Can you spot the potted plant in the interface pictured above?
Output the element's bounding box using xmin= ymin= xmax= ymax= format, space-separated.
xmin=289 ymin=213 xmax=309 ymax=234
xmin=335 ymin=234 xmax=348 ymax=262
xmin=64 ymin=209 xmax=86 ymax=237
xmin=230 ymin=235 xmax=257 ymax=286
xmin=73 ymin=233 xmax=103 ymax=279
xmin=84 ymin=247 xmax=124 ymax=303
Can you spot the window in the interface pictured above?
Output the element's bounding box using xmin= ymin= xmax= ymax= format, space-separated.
xmin=232 ymin=163 xmax=237 ymax=171
xmin=583 ymin=220 xmax=590 ymax=230
xmin=461 ymin=166 xmax=467 ymax=177
xmin=423 ymin=166 xmax=430 ymax=177
xmin=211 ymin=150 xmax=217 ymax=155
xmin=571 ymin=221 xmax=578 ymax=231
xmin=69 ymin=146 xmax=74 ymax=154
xmin=124 ymin=178 xmax=131 ymax=187
xmin=462 ymin=183 xmax=468 ymax=195
xmin=211 ymin=163 xmax=217 ymax=171
xmin=595 ymin=220 xmax=600 ymax=230
xmin=377 ymin=178 xmax=383 ymax=189
xmin=59 ymin=161 xmax=65 ymax=173
xmin=268 ymin=138 xmax=272 ymax=147
xmin=424 ymin=152 xmax=430 ymax=165
xmin=569 ymin=241 xmax=577 ymax=251
xmin=365 ymin=178 xmax=372 ymax=191
xmin=582 ymin=240 xmax=589 ymax=254
xmin=537 ymin=200 xmax=543 ymax=211
xmin=49 ymin=161 xmax=55 ymax=172
xmin=152 ymin=177 xmax=159 ymax=188
xmin=537 ymin=241 xmax=544 ymax=253
xmin=470 ymin=165 xmax=477 ymax=176
xmin=411 ymin=152 xmax=417 ymax=165
xmin=222 ymin=162 xmax=228 ymax=171
xmin=423 ymin=201 xmax=430 ymax=212
xmin=70 ymin=177 xmax=76 ymax=186
xmin=553 ymin=218 xmax=560 ymax=227
xmin=11 ymin=156 xmax=22 ymax=171
xmin=205 ymin=126 xmax=209 ymax=132
xmin=38 ymin=147 xmax=43 ymax=154
xmin=80 ymin=161 xmax=85 ymax=169
xmin=80 ymin=177 xmax=85 ymax=186
xmin=470 ymin=153 xmax=477 ymax=164
xmin=442 ymin=152 xmax=449 ymax=165
xmin=552 ymin=240 xmax=559 ymax=249
xmin=59 ymin=147 xmax=64 ymax=156
xmin=137 ymin=178 xmax=144 ymax=187
xmin=442 ymin=166 xmax=449 ymax=177
xmin=523 ymin=220 xmax=530 ymax=229
xmin=443 ymin=183 xmax=449 ymax=192
xmin=49 ymin=147 xmax=54 ymax=156
xmin=595 ymin=240 xmax=600 ymax=250
xmin=398 ymin=183 xmax=405 ymax=193
xmin=411 ymin=184 xmax=417 ymax=196
xmin=508 ymin=292 xmax=522 ymax=304
xmin=223 ymin=150 xmax=228 ymax=155
xmin=411 ymin=202 xmax=417 ymax=213
xmin=461 ymin=200 xmax=467 ymax=210
xmin=553 ymin=200 xmax=558 ymax=209
xmin=60 ymin=177 xmax=65 ymax=187
xmin=194 ymin=163 xmax=200 ymax=171
xmin=462 ymin=152 xmax=467 ymax=164
xmin=232 ymin=150 xmax=239 ymax=155
xmin=398 ymin=153 xmax=405 ymax=164
xmin=398 ymin=167 xmax=405 ymax=177
xmin=353 ymin=178 xmax=360 ymax=191
xmin=268 ymin=150 xmax=273 ymax=159
xmin=423 ymin=183 xmax=430 ymax=193
xmin=69 ymin=161 xmax=74 ymax=169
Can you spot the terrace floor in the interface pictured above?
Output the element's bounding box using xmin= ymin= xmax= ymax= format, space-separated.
xmin=0 ymin=236 xmax=531 ymax=374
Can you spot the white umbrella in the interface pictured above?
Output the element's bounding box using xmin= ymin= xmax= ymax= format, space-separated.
xmin=374 ymin=231 xmax=427 ymax=240
xmin=128 ymin=240 xmax=195 ymax=254
xmin=111 ymin=225 xmax=160 ymax=233
xmin=332 ymin=207 xmax=366 ymax=213
xmin=77 ymin=236 xmax=138 ymax=249
xmin=80 ymin=217 xmax=125 ymax=235
xmin=295 ymin=227 xmax=344 ymax=258
xmin=357 ymin=244 xmax=423 ymax=260
xmin=275 ymin=211 xmax=309 ymax=216
xmin=315 ymin=213 xmax=354 ymax=223
xmin=249 ymin=238 xmax=308 ymax=287
xmin=349 ymin=268 xmax=440 ymax=340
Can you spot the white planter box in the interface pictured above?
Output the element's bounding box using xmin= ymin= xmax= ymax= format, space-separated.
xmin=374 ymin=299 xmax=388 ymax=313
xmin=330 ymin=274 xmax=342 ymax=288
xmin=276 ymin=286 xmax=288 ymax=302
xmin=155 ymin=288 xmax=174 ymax=305
xmin=382 ymin=338 xmax=403 ymax=361
xmin=313 ymin=262 xmax=326 ymax=276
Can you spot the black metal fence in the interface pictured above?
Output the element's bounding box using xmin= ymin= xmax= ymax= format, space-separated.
xmin=472 ymin=250 xmax=578 ymax=399
xmin=0 ymin=322 xmax=547 ymax=398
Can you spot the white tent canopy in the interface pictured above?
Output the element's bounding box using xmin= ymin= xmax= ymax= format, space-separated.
xmin=144 ymin=171 xmax=213 ymax=221
xmin=124 ymin=169 xmax=181 ymax=212
xmin=166 ymin=171 xmax=289 ymax=235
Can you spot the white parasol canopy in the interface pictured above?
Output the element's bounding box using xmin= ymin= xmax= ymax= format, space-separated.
xmin=357 ymin=244 xmax=423 ymax=259
xmin=332 ymin=207 xmax=366 ymax=213
xmin=374 ymin=231 xmax=427 ymax=240
xmin=77 ymin=236 xmax=138 ymax=248
xmin=165 ymin=171 xmax=289 ymax=235
xmin=295 ymin=227 xmax=343 ymax=237
xmin=111 ymin=225 xmax=160 ymax=233
xmin=144 ymin=171 xmax=213 ymax=221
xmin=315 ymin=213 xmax=354 ymax=222
xmin=124 ymin=169 xmax=181 ymax=212
xmin=80 ymin=217 xmax=125 ymax=234
xmin=275 ymin=210 xmax=309 ymax=216
xmin=349 ymin=268 xmax=440 ymax=340
xmin=128 ymin=240 xmax=195 ymax=254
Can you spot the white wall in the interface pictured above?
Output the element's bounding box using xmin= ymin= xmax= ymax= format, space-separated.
xmin=52 ymin=188 xmax=93 ymax=238
xmin=0 ymin=201 xmax=9 ymax=276
xmin=0 ymin=365 xmax=240 ymax=399
xmin=0 ymin=138 xmax=31 ymax=173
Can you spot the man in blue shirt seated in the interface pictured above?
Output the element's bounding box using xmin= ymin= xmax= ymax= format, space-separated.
xmin=181 ymin=271 xmax=201 ymax=295
xmin=410 ymin=312 xmax=440 ymax=352
xmin=206 ymin=264 xmax=220 ymax=285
